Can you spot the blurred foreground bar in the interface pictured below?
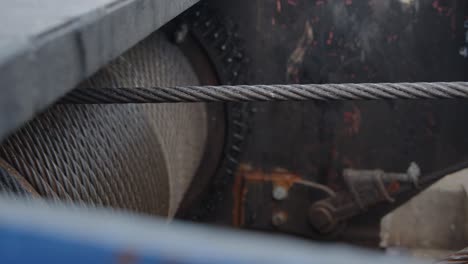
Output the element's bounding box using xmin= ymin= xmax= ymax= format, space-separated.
xmin=0 ymin=196 xmax=423 ymax=264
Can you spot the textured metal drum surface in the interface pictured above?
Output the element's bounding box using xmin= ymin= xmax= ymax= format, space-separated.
xmin=0 ymin=32 xmax=208 ymax=217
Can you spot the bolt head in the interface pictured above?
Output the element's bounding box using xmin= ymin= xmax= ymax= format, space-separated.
xmin=272 ymin=211 xmax=288 ymax=226
xmin=308 ymin=203 xmax=337 ymax=234
xmin=272 ymin=186 xmax=288 ymax=200
xmin=407 ymin=162 xmax=420 ymax=186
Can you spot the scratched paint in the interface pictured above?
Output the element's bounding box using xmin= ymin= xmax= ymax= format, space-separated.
xmin=286 ymin=20 xmax=314 ymax=82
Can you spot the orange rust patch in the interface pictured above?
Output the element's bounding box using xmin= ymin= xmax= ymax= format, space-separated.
xmin=243 ymin=169 xmax=300 ymax=190
xmin=343 ymin=105 xmax=361 ymax=136
xmin=232 ymin=164 xmax=245 ymax=227
xmin=387 ymin=180 xmax=401 ymax=194
xmin=232 ymin=164 xmax=303 ymax=226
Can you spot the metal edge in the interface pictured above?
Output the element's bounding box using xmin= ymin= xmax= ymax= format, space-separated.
xmin=0 ymin=0 xmax=199 ymax=141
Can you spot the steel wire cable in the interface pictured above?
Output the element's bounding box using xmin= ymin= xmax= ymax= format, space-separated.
xmin=60 ymin=82 xmax=468 ymax=104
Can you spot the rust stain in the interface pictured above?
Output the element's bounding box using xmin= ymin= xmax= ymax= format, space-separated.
xmin=343 ymin=105 xmax=361 ymax=136
xmin=432 ymin=0 xmax=452 ymax=16
xmin=243 ymin=167 xmax=301 ymax=189
xmin=232 ymin=164 xmax=303 ymax=226
xmin=240 ymin=183 xmax=248 ymax=226
xmin=232 ymin=164 xmax=248 ymax=227
xmin=387 ymin=181 xmax=401 ymax=194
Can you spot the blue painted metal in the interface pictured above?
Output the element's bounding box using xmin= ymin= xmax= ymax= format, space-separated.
xmin=0 ymin=197 xmax=422 ymax=264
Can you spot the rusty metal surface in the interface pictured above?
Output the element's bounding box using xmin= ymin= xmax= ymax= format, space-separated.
xmin=191 ymin=0 xmax=468 ymax=244
xmin=210 ymin=0 xmax=467 ymax=84
xmin=232 ymin=164 xmax=338 ymax=239
xmin=231 ymin=164 xmax=410 ymax=238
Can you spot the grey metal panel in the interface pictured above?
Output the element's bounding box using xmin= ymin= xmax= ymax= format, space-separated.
xmin=0 ymin=0 xmax=198 ymax=141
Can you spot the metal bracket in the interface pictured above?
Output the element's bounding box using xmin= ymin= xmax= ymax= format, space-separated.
xmin=343 ymin=162 xmax=420 ymax=209
xmin=309 ymin=163 xmax=421 ymax=234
